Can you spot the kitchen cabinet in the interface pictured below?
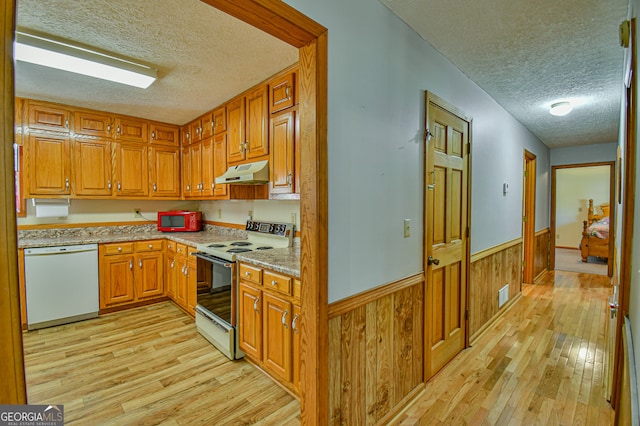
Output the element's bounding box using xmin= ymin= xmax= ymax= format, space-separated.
xmin=227 ymin=85 xmax=268 ymax=165
xmin=200 ymin=137 xmax=215 ymax=197
xmin=212 ymin=106 xmax=227 ymax=135
xmin=150 ymin=122 xmax=179 ymax=146
xmin=114 ymin=142 xmax=149 ymax=197
xmin=169 ymin=243 xmax=197 ymax=316
xmin=166 ymin=249 xmax=177 ymax=299
xmin=74 ymin=110 xmax=112 ymax=137
xmin=212 ymin=133 xmax=228 ymax=198
xmin=99 ymin=240 xmax=164 ymax=310
xmin=73 ymin=137 xmax=112 ymax=196
xmin=26 ymin=133 xmax=71 ymax=196
xmin=269 ymin=109 xmax=298 ymax=197
xmin=28 ymin=101 xmax=70 ymax=133
xmin=113 ymin=116 xmax=148 ymax=144
xmin=269 ymin=70 xmax=296 ymax=114
xmin=238 ymin=262 xmax=300 ymax=394
xmin=150 ymin=146 xmax=181 ymax=198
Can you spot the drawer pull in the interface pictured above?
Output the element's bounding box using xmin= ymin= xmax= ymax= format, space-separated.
xmin=271 ymin=280 xmax=277 ymax=286
xmin=170 ymin=260 xmax=175 ymax=268
xmin=292 ymin=313 xmax=299 ymax=333
xmin=253 ymin=297 xmax=260 ymax=312
xmin=139 ymin=259 xmax=143 ymax=269
xmin=149 ymin=244 xmax=153 ymax=249
xmin=129 ymin=260 xmax=133 ymax=270
xmin=117 ymin=246 xmax=122 ymax=252
xmin=245 ymin=271 xmax=251 ymax=277
xmin=281 ymin=310 xmax=289 ymax=328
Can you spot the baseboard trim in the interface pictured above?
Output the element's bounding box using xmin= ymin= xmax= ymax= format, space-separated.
xmin=470 ymin=292 xmax=522 ymax=344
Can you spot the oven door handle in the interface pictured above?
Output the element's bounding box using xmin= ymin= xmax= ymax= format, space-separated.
xmin=193 ymin=252 xmax=234 ymax=268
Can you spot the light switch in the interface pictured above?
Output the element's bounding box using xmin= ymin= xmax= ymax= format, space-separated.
xmin=404 ymin=219 xmax=411 ymax=238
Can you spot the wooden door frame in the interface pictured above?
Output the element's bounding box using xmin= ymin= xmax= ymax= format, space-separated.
xmin=0 ymin=0 xmax=27 ymax=404
xmin=424 ymin=91 xmax=472 ymax=378
xmin=549 ymin=162 xmax=615 ymax=276
xmin=1 ymin=0 xmax=330 ymax=421
xmin=522 ymin=151 xmax=536 ymax=284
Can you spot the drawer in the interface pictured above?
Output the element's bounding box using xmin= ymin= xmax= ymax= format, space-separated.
xmin=135 ymin=240 xmax=163 ymax=252
xmin=166 ymin=241 xmax=177 ymax=253
xmin=103 ymin=242 xmax=134 ymax=255
xmin=187 ymin=246 xmax=198 ymax=256
xmin=175 ymin=243 xmax=188 ymax=255
xmin=239 ymin=263 xmax=262 ymax=285
xmin=264 ymin=270 xmax=292 ymax=296
xmin=293 ymin=278 xmax=301 ymax=301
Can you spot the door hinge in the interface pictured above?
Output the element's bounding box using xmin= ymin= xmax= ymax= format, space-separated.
xmin=467 ymin=142 xmax=471 ymax=155
xmin=524 ymin=170 xmax=528 ymax=178
xmin=522 ymin=260 xmax=526 ymax=268
xmin=523 ymin=216 xmax=528 ymax=222
xmin=465 ymin=309 xmax=469 ymax=320
xmin=466 ymin=226 xmax=470 ymax=238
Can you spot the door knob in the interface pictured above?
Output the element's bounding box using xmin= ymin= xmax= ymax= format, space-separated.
xmin=428 ymin=256 xmax=440 ymax=266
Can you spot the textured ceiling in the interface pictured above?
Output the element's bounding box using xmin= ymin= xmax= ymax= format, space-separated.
xmin=15 ymin=0 xmax=298 ymax=125
xmin=379 ymin=0 xmax=629 ymax=148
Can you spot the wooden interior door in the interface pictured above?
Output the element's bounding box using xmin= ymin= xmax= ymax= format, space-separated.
xmin=522 ymin=151 xmax=536 ymax=284
xmin=425 ymin=93 xmax=469 ymax=379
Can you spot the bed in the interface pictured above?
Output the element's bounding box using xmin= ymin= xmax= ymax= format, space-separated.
xmin=580 ymin=199 xmax=610 ymax=262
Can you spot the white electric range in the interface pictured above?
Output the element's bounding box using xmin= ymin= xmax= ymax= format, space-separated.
xmin=192 ymin=220 xmax=295 ymax=360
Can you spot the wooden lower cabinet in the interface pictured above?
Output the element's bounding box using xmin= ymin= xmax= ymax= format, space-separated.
xmin=238 ymin=263 xmax=300 ymax=393
xmin=166 ymin=243 xmax=197 ymax=317
xmin=99 ymin=240 xmax=164 ymax=310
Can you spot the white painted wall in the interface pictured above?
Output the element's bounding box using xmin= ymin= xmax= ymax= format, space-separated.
xmin=285 ymin=0 xmax=550 ymax=302
xmin=550 ymin=142 xmax=617 ymax=166
xmin=555 ymin=166 xmax=610 ymax=248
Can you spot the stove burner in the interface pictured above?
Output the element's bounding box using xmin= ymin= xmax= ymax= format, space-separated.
xmin=255 ymin=246 xmax=274 ymax=250
xmin=207 ymin=244 xmax=226 ymax=248
xmin=227 ymin=248 xmax=252 ymax=254
xmin=230 ymin=241 xmax=252 ymax=247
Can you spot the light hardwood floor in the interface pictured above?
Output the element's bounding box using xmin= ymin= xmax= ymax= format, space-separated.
xmin=392 ymin=270 xmax=614 ymax=425
xmin=24 ymin=270 xmax=613 ymax=425
xmin=23 ymin=302 xmax=300 ymax=425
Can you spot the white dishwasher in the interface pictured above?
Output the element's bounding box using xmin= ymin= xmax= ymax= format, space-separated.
xmin=24 ymin=243 xmax=99 ymax=330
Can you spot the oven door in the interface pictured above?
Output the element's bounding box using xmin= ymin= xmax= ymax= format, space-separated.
xmin=192 ymin=252 xmax=236 ymax=327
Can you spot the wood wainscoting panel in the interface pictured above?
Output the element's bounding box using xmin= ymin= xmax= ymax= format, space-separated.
xmin=469 ymin=243 xmax=522 ymax=341
xmin=534 ymin=229 xmax=550 ymax=281
xmin=328 ymin=280 xmax=424 ymax=424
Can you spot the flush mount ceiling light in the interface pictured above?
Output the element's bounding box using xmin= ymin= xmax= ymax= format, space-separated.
xmin=549 ymin=101 xmax=573 ymax=116
xmin=14 ymin=31 xmax=157 ymax=89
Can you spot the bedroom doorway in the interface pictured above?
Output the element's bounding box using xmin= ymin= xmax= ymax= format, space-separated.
xmin=550 ymin=163 xmax=615 ymax=277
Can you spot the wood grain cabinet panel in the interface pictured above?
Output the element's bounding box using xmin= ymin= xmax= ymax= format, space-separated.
xmin=74 ymin=110 xmax=111 ymax=137
xmin=200 ymin=137 xmax=215 ymax=197
xmin=269 ymin=71 xmax=296 ymax=113
xmin=150 ymin=146 xmax=180 ymax=198
xmin=114 ymin=117 xmax=148 ymax=144
xmin=212 ymin=106 xmax=227 ymax=135
xmin=26 ymin=133 xmax=71 ymax=196
xmin=150 ymin=122 xmax=179 ymax=146
xmin=28 ymin=102 xmax=70 ymax=133
xmin=245 ymin=85 xmax=269 ymax=160
xmin=74 ymin=137 xmax=112 ymax=196
xmin=212 ymin=133 xmax=228 ymax=198
xmin=239 ymin=282 xmax=263 ymax=360
xmin=166 ymin=251 xmax=177 ymax=299
xmin=101 ymin=254 xmax=136 ymax=307
xmin=227 ymin=96 xmax=246 ymax=164
xmin=114 ymin=143 xmax=149 ymax=197
xmin=269 ymin=110 xmax=296 ymax=196
xmin=263 ymin=292 xmax=292 ymax=382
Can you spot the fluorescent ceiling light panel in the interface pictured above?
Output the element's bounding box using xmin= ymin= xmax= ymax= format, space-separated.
xmin=14 ymin=32 xmax=157 ymax=89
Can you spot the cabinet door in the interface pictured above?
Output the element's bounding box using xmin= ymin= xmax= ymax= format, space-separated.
xmin=212 ymin=106 xmax=227 ymax=135
xmin=213 ymin=133 xmax=228 ymax=197
xmin=181 ymin=125 xmax=191 ymax=146
xmin=175 ymin=256 xmax=188 ymax=309
xmin=166 ymin=251 xmax=177 ymax=300
xmin=181 ymin=146 xmax=192 ymax=197
xmin=269 ymin=71 xmax=295 ymax=113
xmin=190 ymin=118 xmax=202 ymax=143
xmin=74 ymin=111 xmax=112 ymax=137
xmin=114 ymin=117 xmax=148 ymax=143
xmin=101 ymin=255 xmax=135 ymax=307
xmin=227 ymin=96 xmax=246 ymax=164
xmin=189 ymin=143 xmax=202 ymax=197
xmin=263 ymin=292 xmax=292 ymax=382
xmin=292 ymin=304 xmax=301 ymax=389
xmin=246 ymin=86 xmax=268 ymax=160
xmin=200 ymin=137 xmax=214 ymax=197
xmin=186 ymin=257 xmax=197 ymax=316
xmin=150 ymin=146 xmax=180 ymax=198
xmin=270 ymin=110 xmax=295 ymax=195
xmin=74 ymin=138 xmax=112 ymax=196
xmin=28 ymin=102 xmax=70 ymax=133
xmin=201 ymin=114 xmax=213 ymax=140
xmin=136 ymin=251 xmax=164 ymax=299
xmin=114 ymin=143 xmax=149 ymax=196
xmin=27 ymin=133 xmax=71 ymax=196
xmin=150 ymin=123 xmax=179 ymax=146
xmin=239 ymin=282 xmax=262 ymax=360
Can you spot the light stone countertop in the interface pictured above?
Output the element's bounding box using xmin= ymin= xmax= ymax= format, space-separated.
xmin=236 ymin=246 xmax=301 ymax=278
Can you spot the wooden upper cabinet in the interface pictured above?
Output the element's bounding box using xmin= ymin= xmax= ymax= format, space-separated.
xmin=213 ymin=133 xmax=228 ymax=198
xmin=114 ymin=143 xmax=149 ymax=196
xmin=27 ymin=133 xmax=71 ymax=196
xmin=150 ymin=122 xmax=179 ymax=146
xmin=28 ymin=102 xmax=70 ymax=133
xmin=200 ymin=137 xmax=214 ymax=197
xmin=227 ymin=96 xmax=246 ymax=164
xmin=74 ymin=138 xmax=112 ymax=196
xmin=201 ymin=114 xmax=213 ymax=140
xmin=189 ymin=118 xmax=203 ymax=143
xmin=74 ymin=110 xmax=112 ymax=137
xmin=269 ymin=71 xmax=296 ymax=114
xmin=246 ymin=85 xmax=269 ymax=160
xmin=150 ymin=146 xmax=180 ymax=198
xmin=212 ymin=106 xmax=227 ymax=135
xmin=270 ymin=109 xmax=296 ymax=196
xmin=181 ymin=146 xmax=192 ymax=197
xmin=114 ymin=116 xmax=148 ymax=144
xmin=181 ymin=125 xmax=191 ymax=146
xmin=187 ymin=142 xmax=203 ymax=198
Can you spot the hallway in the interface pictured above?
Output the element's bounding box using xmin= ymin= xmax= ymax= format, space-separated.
xmin=393 ymin=270 xmax=614 ymax=425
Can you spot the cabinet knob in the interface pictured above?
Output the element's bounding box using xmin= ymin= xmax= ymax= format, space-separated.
xmin=117 ymin=247 xmax=122 ymax=252
xmin=139 ymin=259 xmax=143 ymax=269
xmin=245 ymin=271 xmax=251 ymax=277
xmin=65 ymin=118 xmax=69 ymax=128
xmin=170 ymin=260 xmax=175 ymax=268
xmin=253 ymin=297 xmax=260 ymax=312
xmin=129 ymin=260 xmax=133 ymax=270
xmin=65 ymin=178 xmax=70 ymax=190
xmin=117 ymin=125 xmax=121 ymax=135
xmin=292 ymin=313 xmax=299 ymax=333
xmin=186 ymin=184 xmax=191 ymax=191
xmin=117 ymin=181 xmax=122 ymax=191
xmin=281 ymin=310 xmax=289 ymax=328
xmin=151 ymin=131 xmax=156 ymax=140
xmin=271 ymin=280 xmax=277 ymax=287
xmin=148 ymin=244 xmax=153 ymax=249
xmin=285 ymin=86 xmax=290 ymax=98
xmin=107 ymin=180 xmax=112 ymax=190
xmin=153 ymin=183 xmax=157 ymax=192
xmin=107 ymin=124 xmax=111 ymax=133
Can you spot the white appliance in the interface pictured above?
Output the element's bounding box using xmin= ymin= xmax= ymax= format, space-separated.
xmin=193 ymin=221 xmax=295 ymax=359
xmin=215 ymin=160 xmax=269 ymax=185
xmin=24 ymin=244 xmax=99 ymax=330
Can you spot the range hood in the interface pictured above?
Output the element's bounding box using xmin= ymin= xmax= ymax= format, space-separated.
xmin=215 ymin=160 xmax=269 ymax=185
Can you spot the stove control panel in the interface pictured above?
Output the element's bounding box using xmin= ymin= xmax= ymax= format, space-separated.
xmin=246 ymin=221 xmax=294 ymax=237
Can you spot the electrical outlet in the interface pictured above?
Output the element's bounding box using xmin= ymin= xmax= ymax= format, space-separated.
xmin=404 ymin=219 xmax=411 ymax=238
xmin=134 ymin=208 xmax=141 ymax=218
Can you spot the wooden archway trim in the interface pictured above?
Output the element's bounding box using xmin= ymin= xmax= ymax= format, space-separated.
xmin=199 ymin=1 xmax=329 ymax=424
